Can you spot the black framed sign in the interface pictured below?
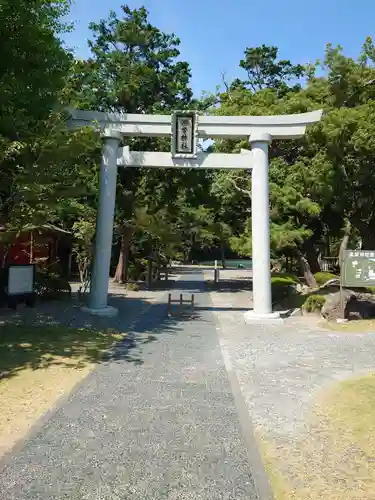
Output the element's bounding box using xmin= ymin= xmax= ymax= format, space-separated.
xmin=2 ymin=264 xmax=36 ymax=308
xmin=342 ymin=250 xmax=375 ymax=287
xmin=7 ymin=264 xmax=35 ymax=295
xmin=171 ymin=111 xmax=198 ymax=159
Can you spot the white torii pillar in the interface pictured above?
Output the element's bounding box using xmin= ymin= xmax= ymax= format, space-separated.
xmin=82 ymin=130 xmax=122 ymax=317
xmin=244 ymin=132 xmax=279 ymax=323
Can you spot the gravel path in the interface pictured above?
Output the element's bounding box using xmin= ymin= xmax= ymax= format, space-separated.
xmin=0 ymin=271 xmax=261 ymax=500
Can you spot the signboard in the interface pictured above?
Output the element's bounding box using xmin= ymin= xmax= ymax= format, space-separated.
xmin=7 ymin=264 xmax=35 ymax=296
xmin=342 ymin=250 xmax=375 ymax=287
xmin=171 ymin=111 xmax=198 ymax=159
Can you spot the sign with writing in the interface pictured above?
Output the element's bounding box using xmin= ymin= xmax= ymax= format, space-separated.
xmin=171 ymin=111 xmax=198 ymax=158
xmin=342 ymin=250 xmax=375 ymax=287
xmin=7 ymin=264 xmax=35 ymax=295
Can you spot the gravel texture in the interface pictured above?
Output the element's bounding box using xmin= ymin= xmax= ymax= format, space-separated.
xmin=0 ymin=271 xmax=259 ymax=500
xmin=206 ymin=281 xmax=375 ymax=442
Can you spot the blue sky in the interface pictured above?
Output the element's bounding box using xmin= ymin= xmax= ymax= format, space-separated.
xmin=64 ymin=0 xmax=375 ymax=97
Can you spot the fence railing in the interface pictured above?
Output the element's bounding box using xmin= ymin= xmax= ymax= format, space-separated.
xmin=319 ymin=256 xmax=339 ymax=272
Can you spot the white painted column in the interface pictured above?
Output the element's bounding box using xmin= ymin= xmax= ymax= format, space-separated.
xmin=82 ymin=130 xmax=122 ymax=316
xmin=245 ymin=132 xmax=281 ymax=323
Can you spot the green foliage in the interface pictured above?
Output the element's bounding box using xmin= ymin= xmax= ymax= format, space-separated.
xmin=271 ymin=273 xmax=300 ymax=284
xmin=271 ymin=275 xmax=298 ymax=302
xmin=0 ymin=0 xmax=72 ymax=128
xmin=303 ymin=294 xmax=326 ymax=313
xmin=315 ymin=272 xmax=338 ymax=286
xmin=3 ymin=118 xmax=98 ymax=232
xmin=0 ymin=0 xmax=97 ymax=238
xmin=72 ymin=215 xmax=96 ymax=284
xmin=128 ymin=258 xmax=148 ymax=281
xmin=236 ymin=44 xmax=305 ymax=93
xmin=126 ymin=282 xmax=140 ymax=291
xmin=69 ymin=5 xmax=192 ymax=112
xmin=209 ymin=38 xmax=375 ymax=272
xmin=271 ymin=275 xmax=298 ymax=287
xmin=229 ymin=220 xmax=252 ymax=257
xmin=3 ymin=0 xmax=375 ymax=287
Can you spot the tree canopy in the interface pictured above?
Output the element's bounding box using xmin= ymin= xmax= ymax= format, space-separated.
xmin=1 ymin=1 xmax=374 ymax=281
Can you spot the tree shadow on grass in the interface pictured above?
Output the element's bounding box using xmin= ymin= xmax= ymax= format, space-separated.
xmin=0 ymin=323 xmax=123 ymax=380
xmin=0 ymin=293 xmax=159 ymax=380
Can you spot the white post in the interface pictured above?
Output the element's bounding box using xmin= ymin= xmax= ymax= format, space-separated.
xmin=82 ymin=130 xmax=122 ymax=316
xmin=245 ymin=132 xmax=281 ymax=323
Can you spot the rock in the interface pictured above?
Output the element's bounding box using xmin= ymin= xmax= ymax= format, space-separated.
xmin=321 ymin=290 xmax=355 ymax=321
xmin=336 ymin=317 xmax=348 ymax=324
xmin=321 ymin=290 xmax=375 ymax=321
xmin=296 ymin=283 xmax=310 ymax=294
xmin=346 ymin=293 xmax=375 ymax=320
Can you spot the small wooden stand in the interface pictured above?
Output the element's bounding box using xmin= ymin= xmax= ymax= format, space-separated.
xmin=214 ymin=268 xmax=220 ymax=283
xmin=214 ymin=259 xmax=220 ymax=283
xmin=167 ymin=293 xmax=195 ymax=317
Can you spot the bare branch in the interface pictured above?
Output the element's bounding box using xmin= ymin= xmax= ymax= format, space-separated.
xmin=229 ymin=177 xmax=251 ymax=197
xmin=200 ymin=96 xmax=220 ymax=110
xmin=220 ymin=71 xmax=233 ymax=102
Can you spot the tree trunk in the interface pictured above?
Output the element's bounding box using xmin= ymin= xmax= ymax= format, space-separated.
xmin=1 ymin=246 xmax=9 ymax=268
xmin=360 ymin=229 xmax=375 ymax=250
xmin=114 ymin=227 xmax=133 ymax=283
xmin=326 ymin=233 xmax=330 ymax=257
xmin=297 ymin=250 xmax=317 ymax=288
xmin=156 ymin=254 xmax=161 ymax=281
xmin=339 ymin=220 xmax=351 ymax=269
xmin=220 ymin=240 xmax=226 ymax=269
xmin=29 ymin=231 xmax=34 ymax=263
xmin=123 ymin=249 xmax=130 ymax=283
xmin=303 ymin=240 xmax=321 ymax=273
xmin=114 ymin=237 xmax=125 ymax=283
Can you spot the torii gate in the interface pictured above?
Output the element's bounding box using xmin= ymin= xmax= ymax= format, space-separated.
xmin=69 ymin=108 xmax=322 ymax=323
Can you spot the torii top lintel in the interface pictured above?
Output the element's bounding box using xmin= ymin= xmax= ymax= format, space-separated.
xmin=69 ymin=108 xmax=323 ymax=140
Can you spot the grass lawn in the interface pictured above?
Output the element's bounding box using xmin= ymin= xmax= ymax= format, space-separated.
xmin=0 ymin=323 xmax=122 ymax=457
xmin=260 ymin=374 xmax=375 ymax=500
xmin=321 ymin=319 xmax=375 ymax=333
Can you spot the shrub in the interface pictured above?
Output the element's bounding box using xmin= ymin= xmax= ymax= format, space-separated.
xmin=271 ymin=272 xmax=300 ymax=284
xmin=35 ymin=271 xmax=71 ymax=299
xmin=128 ymin=258 xmax=148 ymax=281
xmin=315 ymin=272 xmax=338 ymax=286
xmin=271 ymin=275 xmax=297 ymax=302
xmin=126 ymin=282 xmax=139 ymax=291
xmin=304 ymin=294 xmax=326 ymax=313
